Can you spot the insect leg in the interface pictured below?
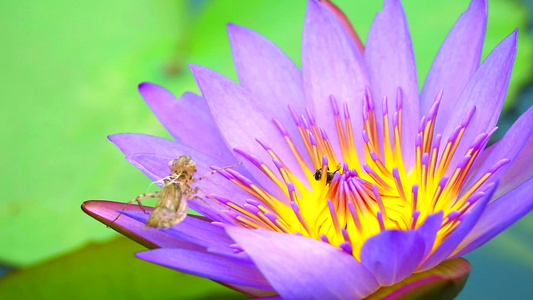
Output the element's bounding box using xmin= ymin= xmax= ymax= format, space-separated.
xmin=193 ymin=187 xmax=219 ymax=204
xmin=190 ymin=195 xmax=207 ymax=204
xmin=186 ymin=188 xmax=228 ymax=212
xmin=194 ymin=162 xmax=242 ymax=182
xmin=109 ymin=191 xmax=161 ymax=225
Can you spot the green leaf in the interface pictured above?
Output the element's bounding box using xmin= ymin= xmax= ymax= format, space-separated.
xmin=0 ymin=237 xmax=247 ymax=299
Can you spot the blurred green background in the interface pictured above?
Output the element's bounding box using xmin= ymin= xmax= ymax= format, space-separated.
xmin=0 ymin=0 xmax=531 ymax=299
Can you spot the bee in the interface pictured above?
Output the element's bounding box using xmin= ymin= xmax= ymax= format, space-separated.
xmin=313 ymin=167 xmax=339 ymax=185
xmin=111 ymin=156 xmax=240 ymax=229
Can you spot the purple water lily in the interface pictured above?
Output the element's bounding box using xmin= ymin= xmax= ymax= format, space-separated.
xmin=83 ymin=0 xmax=533 ymax=298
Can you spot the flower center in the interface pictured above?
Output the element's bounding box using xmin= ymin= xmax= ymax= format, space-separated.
xmin=211 ymin=88 xmax=508 ymax=260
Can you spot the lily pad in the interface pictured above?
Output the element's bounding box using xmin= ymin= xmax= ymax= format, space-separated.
xmin=0 ymin=237 xmax=247 ymax=299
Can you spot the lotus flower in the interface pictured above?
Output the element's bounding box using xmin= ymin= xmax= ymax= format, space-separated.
xmin=83 ymin=0 xmax=533 ymax=298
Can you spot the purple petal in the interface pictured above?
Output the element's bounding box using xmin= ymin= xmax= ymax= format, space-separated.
xmin=109 ymin=133 xmax=200 ymax=163
xmin=226 ymin=227 xmax=379 ymax=299
xmin=416 ymin=212 xmax=444 ymax=260
xmin=126 ymin=153 xmax=174 ymax=183
xmin=81 ymin=200 xmax=203 ymax=250
xmin=465 ymin=105 xmax=533 ymax=193
xmin=364 ymin=0 xmax=419 ymax=168
xmin=452 ymin=177 xmax=533 ymax=257
xmin=189 ymin=64 xmax=304 ymax=197
xmin=319 ymin=0 xmax=365 ymax=53
xmin=419 ymin=183 xmax=497 ymax=271
xmin=227 ymin=23 xmax=306 ymax=120
xmin=302 ymin=0 xmax=369 ymax=160
xmin=228 ymin=286 xmax=277 ymax=298
xmin=439 ymin=30 xmax=517 ymax=174
xmin=122 ymin=210 xmax=237 ymax=256
xmin=360 ymin=230 xmax=426 ymax=286
xmin=138 ymin=83 xmax=234 ymax=163
xmin=227 ymin=24 xmax=311 ymax=173
xmin=494 ymin=135 xmax=533 ymax=199
xmin=136 ymin=248 xmax=274 ymax=291
xmin=420 ymin=0 xmax=487 ymax=132
xmin=109 ymin=133 xmax=236 ymax=179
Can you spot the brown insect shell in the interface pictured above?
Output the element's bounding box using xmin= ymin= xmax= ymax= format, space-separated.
xmin=169 ymin=155 xmax=198 ymax=175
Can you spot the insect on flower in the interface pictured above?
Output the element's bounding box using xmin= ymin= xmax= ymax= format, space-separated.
xmin=111 ymin=155 xmax=241 ymax=229
xmin=313 ymin=166 xmax=340 ymax=184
